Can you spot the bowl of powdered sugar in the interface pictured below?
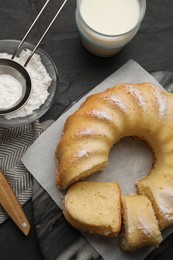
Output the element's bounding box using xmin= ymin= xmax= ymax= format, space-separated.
xmin=0 ymin=39 xmax=58 ymax=125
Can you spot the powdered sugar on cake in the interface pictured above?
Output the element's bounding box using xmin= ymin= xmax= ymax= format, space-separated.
xmin=125 ymin=85 xmax=146 ymax=110
xmin=158 ymin=189 xmax=173 ymax=221
xmin=75 ymin=149 xmax=88 ymax=158
xmin=153 ymin=87 xmax=166 ymax=117
xmin=109 ymin=95 xmax=126 ymax=112
xmin=78 ymin=129 xmax=93 ymax=137
xmin=137 ymin=217 xmax=153 ymax=237
xmin=90 ymin=109 xmax=113 ymax=121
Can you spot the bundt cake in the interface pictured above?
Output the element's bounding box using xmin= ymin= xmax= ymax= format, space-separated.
xmin=55 ymin=82 xmax=173 ymax=249
xmin=63 ymin=181 xmax=121 ymax=237
xmin=120 ymin=195 xmax=162 ymax=251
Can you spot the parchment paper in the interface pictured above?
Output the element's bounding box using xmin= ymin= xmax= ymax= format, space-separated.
xmin=22 ymin=60 xmax=173 ymax=260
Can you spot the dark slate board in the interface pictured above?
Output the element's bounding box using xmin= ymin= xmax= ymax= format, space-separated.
xmin=32 ymin=71 xmax=173 ymax=260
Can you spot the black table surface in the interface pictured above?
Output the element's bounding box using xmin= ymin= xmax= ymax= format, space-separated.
xmin=1 ymin=0 xmax=173 ymax=259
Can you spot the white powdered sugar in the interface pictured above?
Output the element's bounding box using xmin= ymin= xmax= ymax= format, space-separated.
xmin=78 ymin=128 xmax=93 ymax=136
xmin=158 ymin=189 xmax=173 ymax=220
xmin=91 ymin=109 xmax=112 ymax=121
xmin=0 ymin=49 xmax=52 ymax=119
xmin=108 ymin=95 xmax=126 ymax=112
xmin=0 ymin=74 xmax=23 ymax=109
xmin=137 ymin=217 xmax=153 ymax=237
xmin=153 ymin=88 xmax=166 ymax=117
xmin=76 ymin=149 xmax=88 ymax=158
xmin=125 ymin=85 xmax=146 ymax=110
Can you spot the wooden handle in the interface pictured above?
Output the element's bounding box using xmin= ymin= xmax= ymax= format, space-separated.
xmin=0 ymin=170 xmax=30 ymax=236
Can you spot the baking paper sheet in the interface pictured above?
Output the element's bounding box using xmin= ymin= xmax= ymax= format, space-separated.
xmin=22 ymin=60 xmax=173 ymax=260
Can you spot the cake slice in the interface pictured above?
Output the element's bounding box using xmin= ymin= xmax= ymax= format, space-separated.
xmin=137 ymin=175 xmax=173 ymax=230
xmin=120 ymin=195 xmax=162 ymax=251
xmin=63 ymin=181 xmax=121 ymax=237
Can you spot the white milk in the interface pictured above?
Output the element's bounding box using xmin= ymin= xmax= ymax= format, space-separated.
xmin=80 ymin=0 xmax=140 ymax=35
xmin=75 ymin=0 xmax=146 ymax=56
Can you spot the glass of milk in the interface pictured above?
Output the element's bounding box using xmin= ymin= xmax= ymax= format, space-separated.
xmin=75 ymin=0 xmax=146 ymax=57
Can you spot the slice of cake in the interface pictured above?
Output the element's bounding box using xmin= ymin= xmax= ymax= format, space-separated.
xmin=63 ymin=181 xmax=121 ymax=237
xmin=137 ymin=176 xmax=173 ymax=230
xmin=120 ymin=195 xmax=162 ymax=251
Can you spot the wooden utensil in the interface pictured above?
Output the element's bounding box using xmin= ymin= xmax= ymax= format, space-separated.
xmin=0 ymin=170 xmax=30 ymax=236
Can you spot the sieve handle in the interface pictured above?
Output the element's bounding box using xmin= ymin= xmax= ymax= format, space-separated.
xmin=24 ymin=0 xmax=68 ymax=67
xmin=11 ymin=0 xmax=50 ymax=60
xmin=11 ymin=0 xmax=68 ymax=67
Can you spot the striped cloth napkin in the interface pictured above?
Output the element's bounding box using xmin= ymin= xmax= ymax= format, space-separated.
xmin=0 ymin=119 xmax=53 ymax=224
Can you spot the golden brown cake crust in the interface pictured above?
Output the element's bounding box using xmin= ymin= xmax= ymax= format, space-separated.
xmin=56 ymin=82 xmax=173 ymax=185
